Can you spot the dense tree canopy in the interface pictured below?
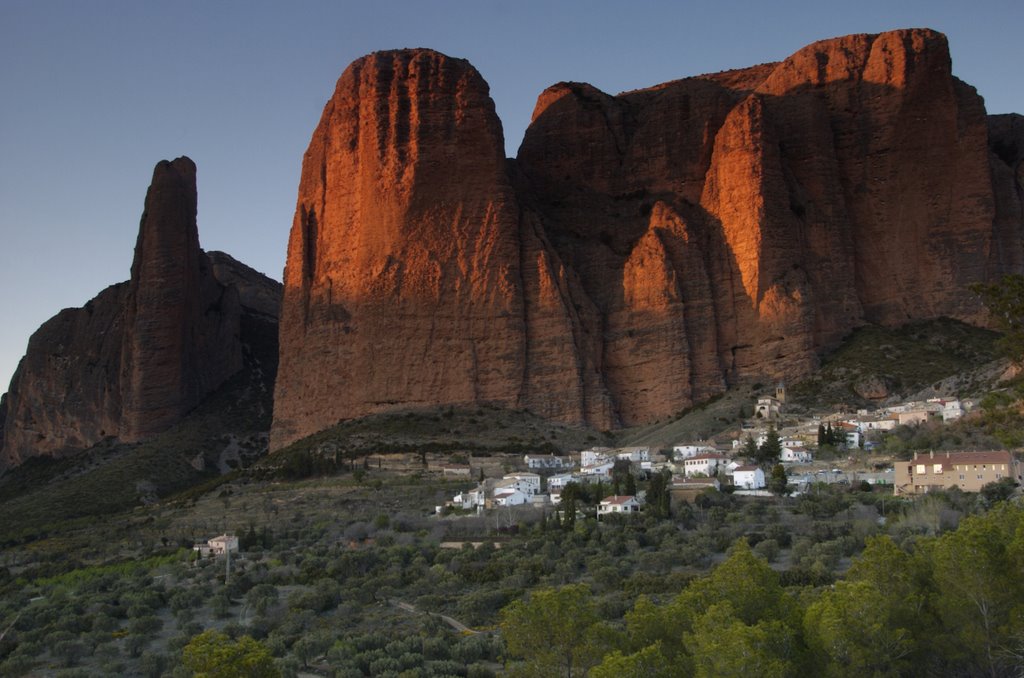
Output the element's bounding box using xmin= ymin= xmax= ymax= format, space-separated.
xmin=182 ymin=630 xmax=279 ymax=678
xmin=501 ymin=503 xmax=1024 ymax=678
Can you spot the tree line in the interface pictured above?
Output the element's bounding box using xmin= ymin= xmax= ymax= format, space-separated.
xmin=501 ymin=500 xmax=1024 ymax=677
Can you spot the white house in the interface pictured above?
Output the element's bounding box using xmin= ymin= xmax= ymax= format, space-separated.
xmin=597 ymin=495 xmax=642 ymax=517
xmin=732 ymin=466 xmax=766 ymax=489
xmin=683 ymin=453 xmax=727 ymax=478
xmin=452 ymin=486 xmax=486 ymax=510
xmin=928 ymin=398 xmax=964 ymax=422
xmin=856 ymin=416 xmax=898 ymax=431
xmin=580 ymin=447 xmax=613 ymax=467
xmin=580 ymin=460 xmax=615 ymax=478
xmin=547 ymin=472 xmax=576 ymax=490
xmin=523 ymin=455 xmax=573 ymax=470
xmin=673 ymin=443 xmax=716 ymax=460
xmin=615 ymin=447 xmax=651 ymax=463
xmin=499 ymin=474 xmax=541 ymax=497
xmin=493 ymin=488 xmax=530 ymax=507
xmin=781 ymin=445 xmax=812 ymax=463
xmin=194 ymin=534 xmax=239 ymax=558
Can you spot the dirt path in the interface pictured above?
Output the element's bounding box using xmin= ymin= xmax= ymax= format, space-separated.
xmin=392 ymin=600 xmax=480 ymax=634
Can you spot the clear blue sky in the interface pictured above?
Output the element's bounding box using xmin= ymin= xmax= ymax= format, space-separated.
xmin=1 ymin=0 xmax=1021 ymax=393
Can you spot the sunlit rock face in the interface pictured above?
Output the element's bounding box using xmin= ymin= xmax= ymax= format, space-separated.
xmin=273 ymin=30 xmax=1023 ymax=447
xmin=0 ymin=158 xmax=280 ymax=470
xmin=271 ymin=50 xmax=610 ymax=450
xmin=517 ymin=28 xmax=1008 ymax=423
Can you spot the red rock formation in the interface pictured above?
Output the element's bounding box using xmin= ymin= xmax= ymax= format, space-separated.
xmin=119 ymin=157 xmax=243 ymax=441
xmin=272 ymin=50 xmax=605 ymax=450
xmin=272 ymin=30 xmax=1024 ymax=445
xmin=989 ymin=114 xmax=1024 ymax=272
xmin=516 ymin=28 xmax=1013 ymax=425
xmin=0 ymin=158 xmax=281 ymax=470
xmin=0 ymin=283 xmax=129 ymax=467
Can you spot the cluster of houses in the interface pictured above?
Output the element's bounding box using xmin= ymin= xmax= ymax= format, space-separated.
xmin=448 ymin=447 xmax=654 ymax=513
xmin=438 ymin=388 xmax=1012 ymax=513
xmin=444 ymin=439 xmax=786 ymax=515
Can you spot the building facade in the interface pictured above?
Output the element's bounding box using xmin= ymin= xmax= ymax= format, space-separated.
xmin=894 ymin=450 xmax=1022 ymax=496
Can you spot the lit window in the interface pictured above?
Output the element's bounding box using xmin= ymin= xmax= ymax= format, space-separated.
xmin=916 ymin=464 xmax=926 ymax=474
xmin=933 ymin=464 xmax=943 ymax=473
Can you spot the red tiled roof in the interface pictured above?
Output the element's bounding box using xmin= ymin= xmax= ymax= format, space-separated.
xmin=600 ymin=495 xmax=637 ymax=505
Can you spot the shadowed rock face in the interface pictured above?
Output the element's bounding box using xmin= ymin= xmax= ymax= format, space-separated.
xmin=267 ymin=31 xmax=1021 ymax=448
xmin=989 ymin=113 xmax=1024 ymax=273
xmin=0 ymin=158 xmax=281 ymax=470
xmin=119 ymin=157 xmax=243 ymax=441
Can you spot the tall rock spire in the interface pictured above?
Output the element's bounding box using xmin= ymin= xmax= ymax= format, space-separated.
xmin=0 ymin=157 xmax=267 ymax=470
xmin=119 ymin=157 xmax=242 ymax=441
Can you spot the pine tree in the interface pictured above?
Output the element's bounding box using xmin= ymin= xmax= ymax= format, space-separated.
xmin=757 ymin=428 xmax=782 ymax=468
xmin=625 ymin=472 xmax=637 ymax=496
xmin=743 ymin=435 xmax=759 ymax=459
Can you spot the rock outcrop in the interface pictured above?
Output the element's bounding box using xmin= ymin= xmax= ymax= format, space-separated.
xmin=989 ymin=113 xmax=1024 ymax=273
xmin=515 ymin=28 xmax=1005 ymax=426
xmin=272 ymin=50 xmax=595 ymax=448
xmin=265 ymin=32 xmax=1023 ymax=448
xmin=0 ymin=158 xmax=281 ymax=470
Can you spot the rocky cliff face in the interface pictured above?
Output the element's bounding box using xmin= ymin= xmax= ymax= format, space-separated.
xmin=119 ymin=157 xmax=244 ymax=441
xmin=990 ymin=113 xmax=1024 ymax=272
xmin=272 ymin=50 xmax=591 ymax=448
xmin=0 ymin=158 xmax=281 ymax=470
xmin=265 ymin=30 xmax=1022 ymax=447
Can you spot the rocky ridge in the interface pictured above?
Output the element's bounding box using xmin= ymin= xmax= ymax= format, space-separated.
xmin=272 ymin=29 xmax=1024 ymax=450
xmin=0 ymin=158 xmax=282 ymax=470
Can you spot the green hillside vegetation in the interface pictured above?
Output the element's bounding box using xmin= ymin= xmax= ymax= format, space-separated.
xmin=615 ymin=386 xmax=755 ymax=451
xmin=790 ymin=317 xmax=1000 ymax=408
xmin=0 ymin=316 xmax=277 ymax=546
xmin=617 ymin=318 xmax=1001 ymax=454
xmin=0 ymin=457 xmax=1021 ymax=676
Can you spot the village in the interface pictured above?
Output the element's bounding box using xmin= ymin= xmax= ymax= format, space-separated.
xmin=440 ymin=384 xmax=1024 ymax=517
